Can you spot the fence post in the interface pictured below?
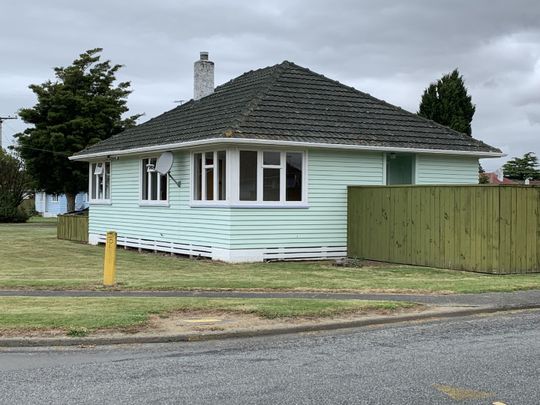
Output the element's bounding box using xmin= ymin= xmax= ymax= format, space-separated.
xmin=103 ymin=231 xmax=117 ymax=287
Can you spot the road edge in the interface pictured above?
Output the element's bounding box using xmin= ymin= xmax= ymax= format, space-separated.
xmin=1 ymin=305 xmax=539 ymax=348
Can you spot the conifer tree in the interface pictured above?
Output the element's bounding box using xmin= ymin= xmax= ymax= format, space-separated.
xmin=14 ymin=48 xmax=140 ymax=211
xmin=418 ymin=69 xmax=475 ymax=136
xmin=502 ymin=152 xmax=540 ymax=180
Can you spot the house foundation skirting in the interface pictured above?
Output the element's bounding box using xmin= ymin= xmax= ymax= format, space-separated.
xmin=88 ymin=233 xmax=346 ymax=263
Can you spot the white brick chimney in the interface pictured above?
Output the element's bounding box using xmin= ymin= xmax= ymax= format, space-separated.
xmin=194 ymin=51 xmax=214 ymax=100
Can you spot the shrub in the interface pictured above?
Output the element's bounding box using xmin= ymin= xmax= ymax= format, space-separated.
xmin=0 ymin=150 xmax=32 ymax=223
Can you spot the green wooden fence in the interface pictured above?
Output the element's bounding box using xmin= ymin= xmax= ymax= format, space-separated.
xmin=348 ymin=185 xmax=540 ymax=274
xmin=57 ymin=214 xmax=89 ymax=243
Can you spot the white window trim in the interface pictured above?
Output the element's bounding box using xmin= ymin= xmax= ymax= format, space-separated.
xmin=190 ymin=149 xmax=230 ymax=205
xmin=88 ymin=161 xmax=112 ymax=205
xmin=50 ymin=194 xmax=59 ymax=203
xmin=138 ymin=157 xmax=170 ymax=207
xmin=190 ymin=148 xmax=308 ymax=208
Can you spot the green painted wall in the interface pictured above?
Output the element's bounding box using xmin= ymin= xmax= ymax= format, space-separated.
xmin=89 ymin=153 xmax=232 ymax=249
xmin=228 ymin=149 xmax=384 ymax=248
xmin=415 ymin=155 xmax=479 ymax=184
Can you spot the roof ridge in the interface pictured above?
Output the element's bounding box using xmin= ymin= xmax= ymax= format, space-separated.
xmin=225 ymin=61 xmax=291 ymax=135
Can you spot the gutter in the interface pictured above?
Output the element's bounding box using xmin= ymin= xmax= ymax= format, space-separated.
xmin=69 ymin=137 xmax=505 ymax=161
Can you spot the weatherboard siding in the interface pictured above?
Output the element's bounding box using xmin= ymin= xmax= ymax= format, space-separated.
xmin=415 ymin=155 xmax=479 ymax=184
xmin=89 ymin=153 xmax=231 ymax=249
xmin=228 ymin=150 xmax=384 ymax=248
xmin=89 ymin=149 xmax=385 ymax=251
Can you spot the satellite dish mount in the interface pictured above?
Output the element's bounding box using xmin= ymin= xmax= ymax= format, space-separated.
xmin=155 ymin=152 xmax=180 ymax=188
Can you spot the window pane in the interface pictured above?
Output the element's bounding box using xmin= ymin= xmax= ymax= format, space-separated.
xmin=217 ymin=151 xmax=226 ymax=200
xmin=97 ymin=174 xmax=104 ymax=199
xmin=263 ymin=151 xmax=280 ymax=166
xmin=142 ymin=159 xmax=148 ymax=200
xmin=205 ymin=167 xmax=214 ymax=200
xmin=239 ymin=151 xmax=257 ymax=201
xmin=194 ymin=153 xmax=202 ymax=200
xmin=286 ymin=153 xmax=302 ymax=201
xmin=263 ymin=168 xmax=280 ymax=201
xmin=205 ymin=152 xmax=214 ymax=166
xmin=386 ymin=154 xmax=414 ymax=185
xmin=91 ymin=164 xmax=97 ymax=199
xmin=105 ymin=162 xmax=111 ymax=199
xmin=150 ymin=172 xmax=158 ymax=200
xmin=160 ymin=174 xmax=167 ymax=201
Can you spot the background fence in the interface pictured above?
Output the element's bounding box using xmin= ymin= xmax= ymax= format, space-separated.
xmin=57 ymin=213 xmax=89 ymax=243
xmin=348 ymin=185 xmax=540 ymax=274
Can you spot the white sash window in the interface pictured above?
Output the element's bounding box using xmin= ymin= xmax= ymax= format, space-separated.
xmin=89 ymin=161 xmax=111 ymax=203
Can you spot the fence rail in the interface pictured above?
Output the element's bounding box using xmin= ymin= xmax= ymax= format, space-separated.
xmin=348 ymin=185 xmax=540 ymax=274
xmin=57 ymin=214 xmax=89 ymax=243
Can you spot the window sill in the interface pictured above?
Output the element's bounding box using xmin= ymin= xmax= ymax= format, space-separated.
xmin=190 ymin=202 xmax=309 ymax=209
xmin=138 ymin=201 xmax=170 ymax=207
xmin=89 ymin=200 xmax=112 ymax=205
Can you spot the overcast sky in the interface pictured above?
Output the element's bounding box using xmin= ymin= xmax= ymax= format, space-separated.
xmin=1 ymin=0 xmax=539 ymax=170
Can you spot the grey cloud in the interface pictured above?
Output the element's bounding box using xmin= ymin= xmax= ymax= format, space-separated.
xmin=1 ymin=0 xmax=539 ymax=171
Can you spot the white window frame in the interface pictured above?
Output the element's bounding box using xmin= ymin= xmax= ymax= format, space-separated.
xmin=139 ymin=157 xmax=169 ymax=207
xmin=190 ymin=149 xmax=229 ymax=205
xmin=88 ymin=161 xmax=111 ymax=204
xmin=50 ymin=194 xmax=59 ymax=203
xmin=190 ymin=148 xmax=308 ymax=208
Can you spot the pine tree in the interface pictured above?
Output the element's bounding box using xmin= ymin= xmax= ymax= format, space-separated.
xmin=14 ymin=48 xmax=140 ymax=211
xmin=502 ymin=152 xmax=540 ymax=180
xmin=418 ymin=69 xmax=476 ymax=136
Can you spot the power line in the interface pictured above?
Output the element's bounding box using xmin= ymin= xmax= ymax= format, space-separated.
xmin=16 ymin=144 xmax=72 ymax=157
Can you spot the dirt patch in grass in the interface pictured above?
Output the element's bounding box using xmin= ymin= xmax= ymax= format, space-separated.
xmin=0 ymin=305 xmax=433 ymax=339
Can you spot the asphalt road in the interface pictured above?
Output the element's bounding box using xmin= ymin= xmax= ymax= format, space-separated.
xmin=0 ymin=310 xmax=539 ymax=404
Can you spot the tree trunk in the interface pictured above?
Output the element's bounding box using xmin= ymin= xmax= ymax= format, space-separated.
xmin=65 ymin=192 xmax=76 ymax=213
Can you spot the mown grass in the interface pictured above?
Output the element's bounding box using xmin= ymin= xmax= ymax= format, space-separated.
xmin=1 ymin=223 xmax=539 ymax=293
xmin=0 ymin=297 xmax=413 ymax=332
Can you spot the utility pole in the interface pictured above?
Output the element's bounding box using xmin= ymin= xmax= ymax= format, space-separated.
xmin=0 ymin=115 xmax=17 ymax=150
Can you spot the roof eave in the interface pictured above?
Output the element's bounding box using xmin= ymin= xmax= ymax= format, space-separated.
xmin=69 ymin=137 xmax=505 ymax=161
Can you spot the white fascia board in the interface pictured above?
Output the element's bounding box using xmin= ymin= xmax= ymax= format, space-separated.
xmin=69 ymin=137 xmax=505 ymax=161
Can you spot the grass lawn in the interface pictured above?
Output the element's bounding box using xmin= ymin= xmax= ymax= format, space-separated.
xmin=27 ymin=216 xmax=57 ymax=224
xmin=1 ymin=222 xmax=539 ymax=293
xmin=0 ymin=297 xmax=413 ymax=333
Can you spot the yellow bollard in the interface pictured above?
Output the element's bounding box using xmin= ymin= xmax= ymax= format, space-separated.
xmin=103 ymin=231 xmax=117 ymax=287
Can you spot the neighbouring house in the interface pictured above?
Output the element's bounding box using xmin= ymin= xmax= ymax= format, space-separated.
xmin=35 ymin=192 xmax=88 ymax=217
xmin=483 ymin=171 xmax=516 ymax=185
xmin=70 ymin=52 xmax=503 ymax=262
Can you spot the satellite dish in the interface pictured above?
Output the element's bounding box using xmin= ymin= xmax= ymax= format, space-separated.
xmin=155 ymin=152 xmax=174 ymax=175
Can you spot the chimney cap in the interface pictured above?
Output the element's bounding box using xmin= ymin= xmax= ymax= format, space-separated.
xmin=200 ymin=51 xmax=209 ymax=61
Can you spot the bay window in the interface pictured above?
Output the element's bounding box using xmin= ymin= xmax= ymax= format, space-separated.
xmin=141 ymin=158 xmax=168 ymax=203
xmin=192 ymin=149 xmax=305 ymax=206
xmin=89 ymin=161 xmax=111 ymax=202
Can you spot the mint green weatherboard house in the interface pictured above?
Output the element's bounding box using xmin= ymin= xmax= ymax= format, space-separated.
xmin=70 ymin=52 xmax=503 ymax=262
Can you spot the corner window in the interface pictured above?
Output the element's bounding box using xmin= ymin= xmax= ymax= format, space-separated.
xmin=239 ymin=151 xmax=257 ymax=201
xmin=193 ymin=151 xmax=226 ymax=201
xmin=239 ymin=150 xmax=304 ymax=203
xmin=89 ymin=162 xmax=111 ymax=202
xmin=141 ymin=158 xmax=168 ymax=203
